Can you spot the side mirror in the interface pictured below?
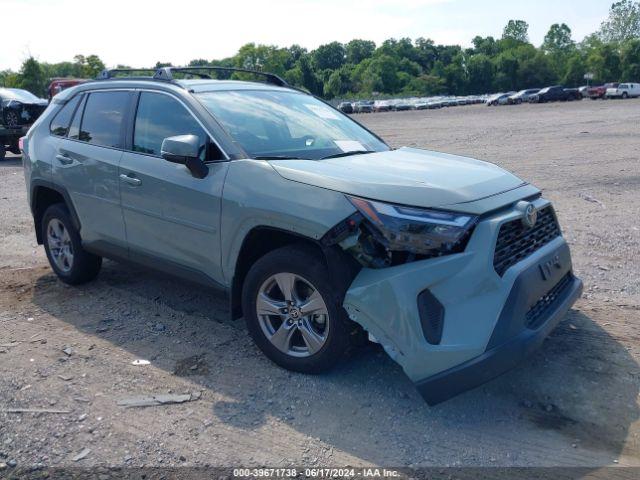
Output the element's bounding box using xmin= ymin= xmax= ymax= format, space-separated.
xmin=161 ymin=134 xmax=208 ymax=179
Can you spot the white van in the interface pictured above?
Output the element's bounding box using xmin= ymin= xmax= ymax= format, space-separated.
xmin=605 ymin=83 xmax=640 ymax=99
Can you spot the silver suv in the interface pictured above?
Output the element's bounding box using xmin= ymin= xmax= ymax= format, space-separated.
xmin=21 ymin=67 xmax=582 ymax=404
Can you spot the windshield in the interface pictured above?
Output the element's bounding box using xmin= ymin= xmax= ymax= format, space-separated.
xmin=0 ymin=88 xmax=41 ymax=102
xmin=196 ymin=90 xmax=389 ymax=160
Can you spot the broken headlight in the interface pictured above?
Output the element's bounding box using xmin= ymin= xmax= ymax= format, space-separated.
xmin=346 ymin=196 xmax=478 ymax=265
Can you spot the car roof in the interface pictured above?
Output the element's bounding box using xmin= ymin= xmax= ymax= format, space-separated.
xmin=53 ymin=78 xmax=302 ymax=103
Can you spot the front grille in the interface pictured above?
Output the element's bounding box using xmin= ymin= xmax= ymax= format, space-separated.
xmin=525 ymin=273 xmax=573 ymax=329
xmin=493 ymin=206 xmax=561 ymax=276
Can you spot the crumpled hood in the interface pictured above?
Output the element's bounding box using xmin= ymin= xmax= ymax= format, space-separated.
xmin=268 ymin=147 xmax=527 ymax=209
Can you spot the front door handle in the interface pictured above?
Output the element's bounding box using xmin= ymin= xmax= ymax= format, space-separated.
xmin=55 ymin=154 xmax=73 ymax=165
xmin=119 ymin=174 xmax=141 ymax=186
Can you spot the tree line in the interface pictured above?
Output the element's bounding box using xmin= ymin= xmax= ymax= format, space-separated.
xmin=2 ymin=1 xmax=639 ymax=99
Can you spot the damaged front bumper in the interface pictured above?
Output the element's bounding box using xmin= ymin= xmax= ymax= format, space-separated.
xmin=342 ymin=197 xmax=582 ymax=405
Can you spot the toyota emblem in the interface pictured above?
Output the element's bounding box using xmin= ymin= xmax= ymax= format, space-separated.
xmin=522 ymin=204 xmax=537 ymax=228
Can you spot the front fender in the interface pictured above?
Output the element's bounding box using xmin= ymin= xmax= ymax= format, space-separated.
xmin=220 ymin=159 xmax=356 ymax=284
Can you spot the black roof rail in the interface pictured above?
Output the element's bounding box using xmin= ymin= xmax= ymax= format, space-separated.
xmin=97 ymin=68 xmax=157 ymax=80
xmin=96 ymin=66 xmax=292 ymax=89
xmin=153 ymin=66 xmax=289 ymax=87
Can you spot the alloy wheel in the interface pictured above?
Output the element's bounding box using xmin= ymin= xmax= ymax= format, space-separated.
xmin=47 ymin=218 xmax=74 ymax=273
xmin=5 ymin=111 xmax=19 ymax=128
xmin=256 ymin=272 xmax=329 ymax=357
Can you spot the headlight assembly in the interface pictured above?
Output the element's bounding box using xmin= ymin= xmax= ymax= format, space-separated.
xmin=344 ymin=196 xmax=478 ymax=265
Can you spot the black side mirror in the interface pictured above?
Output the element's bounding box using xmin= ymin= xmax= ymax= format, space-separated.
xmin=161 ymin=134 xmax=209 ymax=179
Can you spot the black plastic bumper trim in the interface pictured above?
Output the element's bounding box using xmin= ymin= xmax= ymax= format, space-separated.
xmin=415 ymin=275 xmax=583 ymax=406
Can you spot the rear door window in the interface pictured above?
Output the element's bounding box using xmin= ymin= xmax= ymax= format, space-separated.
xmin=50 ymin=95 xmax=81 ymax=137
xmin=79 ymin=91 xmax=130 ymax=148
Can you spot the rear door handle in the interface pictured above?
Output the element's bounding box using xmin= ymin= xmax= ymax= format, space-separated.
xmin=55 ymin=154 xmax=73 ymax=165
xmin=119 ymin=173 xmax=141 ymax=186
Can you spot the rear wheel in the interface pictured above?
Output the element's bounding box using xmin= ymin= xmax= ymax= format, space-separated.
xmin=42 ymin=204 xmax=102 ymax=285
xmin=242 ymin=245 xmax=351 ymax=373
xmin=0 ymin=144 xmax=5 ymax=160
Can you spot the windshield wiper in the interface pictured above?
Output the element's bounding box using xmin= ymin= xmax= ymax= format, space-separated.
xmin=319 ymin=150 xmax=375 ymax=160
xmin=253 ymin=155 xmax=304 ymax=160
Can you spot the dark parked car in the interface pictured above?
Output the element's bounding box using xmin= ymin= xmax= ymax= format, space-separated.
xmin=393 ymin=101 xmax=413 ymax=111
xmin=1 ymin=88 xmax=48 ymax=127
xmin=529 ymin=86 xmax=581 ymax=103
xmin=508 ymin=89 xmax=540 ymax=104
xmin=337 ymin=101 xmax=354 ymax=114
xmin=1 ymin=88 xmax=48 ymax=159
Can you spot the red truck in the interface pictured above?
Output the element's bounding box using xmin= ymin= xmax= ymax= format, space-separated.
xmin=47 ymin=78 xmax=87 ymax=100
xmin=586 ymin=82 xmax=619 ymax=99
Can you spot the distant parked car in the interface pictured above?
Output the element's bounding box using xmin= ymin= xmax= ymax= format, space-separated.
xmin=47 ymin=78 xmax=87 ymax=100
xmin=1 ymin=88 xmax=48 ymax=159
xmin=508 ymin=89 xmax=539 ymax=104
xmin=605 ymin=83 xmax=640 ymax=99
xmin=337 ymin=102 xmax=353 ymax=114
xmin=587 ymin=83 xmax=618 ymax=99
xmin=393 ymin=101 xmax=413 ymax=111
xmin=578 ymin=86 xmax=590 ymax=98
xmin=529 ymin=86 xmax=581 ymax=103
xmin=353 ymin=101 xmax=373 ymax=113
xmin=1 ymin=88 xmax=48 ymax=128
xmin=486 ymin=92 xmax=514 ymax=106
xmin=564 ymin=88 xmax=583 ymax=100
xmin=373 ymin=101 xmax=392 ymax=112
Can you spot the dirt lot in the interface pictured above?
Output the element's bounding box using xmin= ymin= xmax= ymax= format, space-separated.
xmin=1 ymin=100 xmax=639 ymax=472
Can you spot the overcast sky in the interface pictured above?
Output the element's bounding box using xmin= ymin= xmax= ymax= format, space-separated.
xmin=1 ymin=0 xmax=612 ymax=71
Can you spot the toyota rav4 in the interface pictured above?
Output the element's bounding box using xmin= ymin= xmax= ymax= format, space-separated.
xmin=21 ymin=67 xmax=582 ymax=404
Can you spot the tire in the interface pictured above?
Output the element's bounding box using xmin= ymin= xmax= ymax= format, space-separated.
xmin=42 ymin=203 xmax=102 ymax=285
xmin=622 ymin=92 xmax=628 ymax=99
xmin=0 ymin=144 xmax=5 ymax=160
xmin=242 ymin=244 xmax=351 ymax=374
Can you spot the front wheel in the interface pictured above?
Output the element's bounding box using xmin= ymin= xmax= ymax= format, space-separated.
xmin=242 ymin=245 xmax=351 ymax=373
xmin=42 ymin=203 xmax=102 ymax=285
xmin=622 ymin=92 xmax=628 ymax=99
xmin=4 ymin=111 xmax=19 ymax=128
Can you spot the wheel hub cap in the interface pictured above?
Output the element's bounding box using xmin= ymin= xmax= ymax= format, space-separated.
xmin=256 ymin=272 xmax=329 ymax=358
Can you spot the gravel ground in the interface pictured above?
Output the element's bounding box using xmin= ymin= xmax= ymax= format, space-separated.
xmin=0 ymin=99 xmax=639 ymax=472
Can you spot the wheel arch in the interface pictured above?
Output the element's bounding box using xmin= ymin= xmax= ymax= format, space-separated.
xmin=230 ymin=226 xmax=360 ymax=320
xmin=30 ymin=181 xmax=81 ymax=245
